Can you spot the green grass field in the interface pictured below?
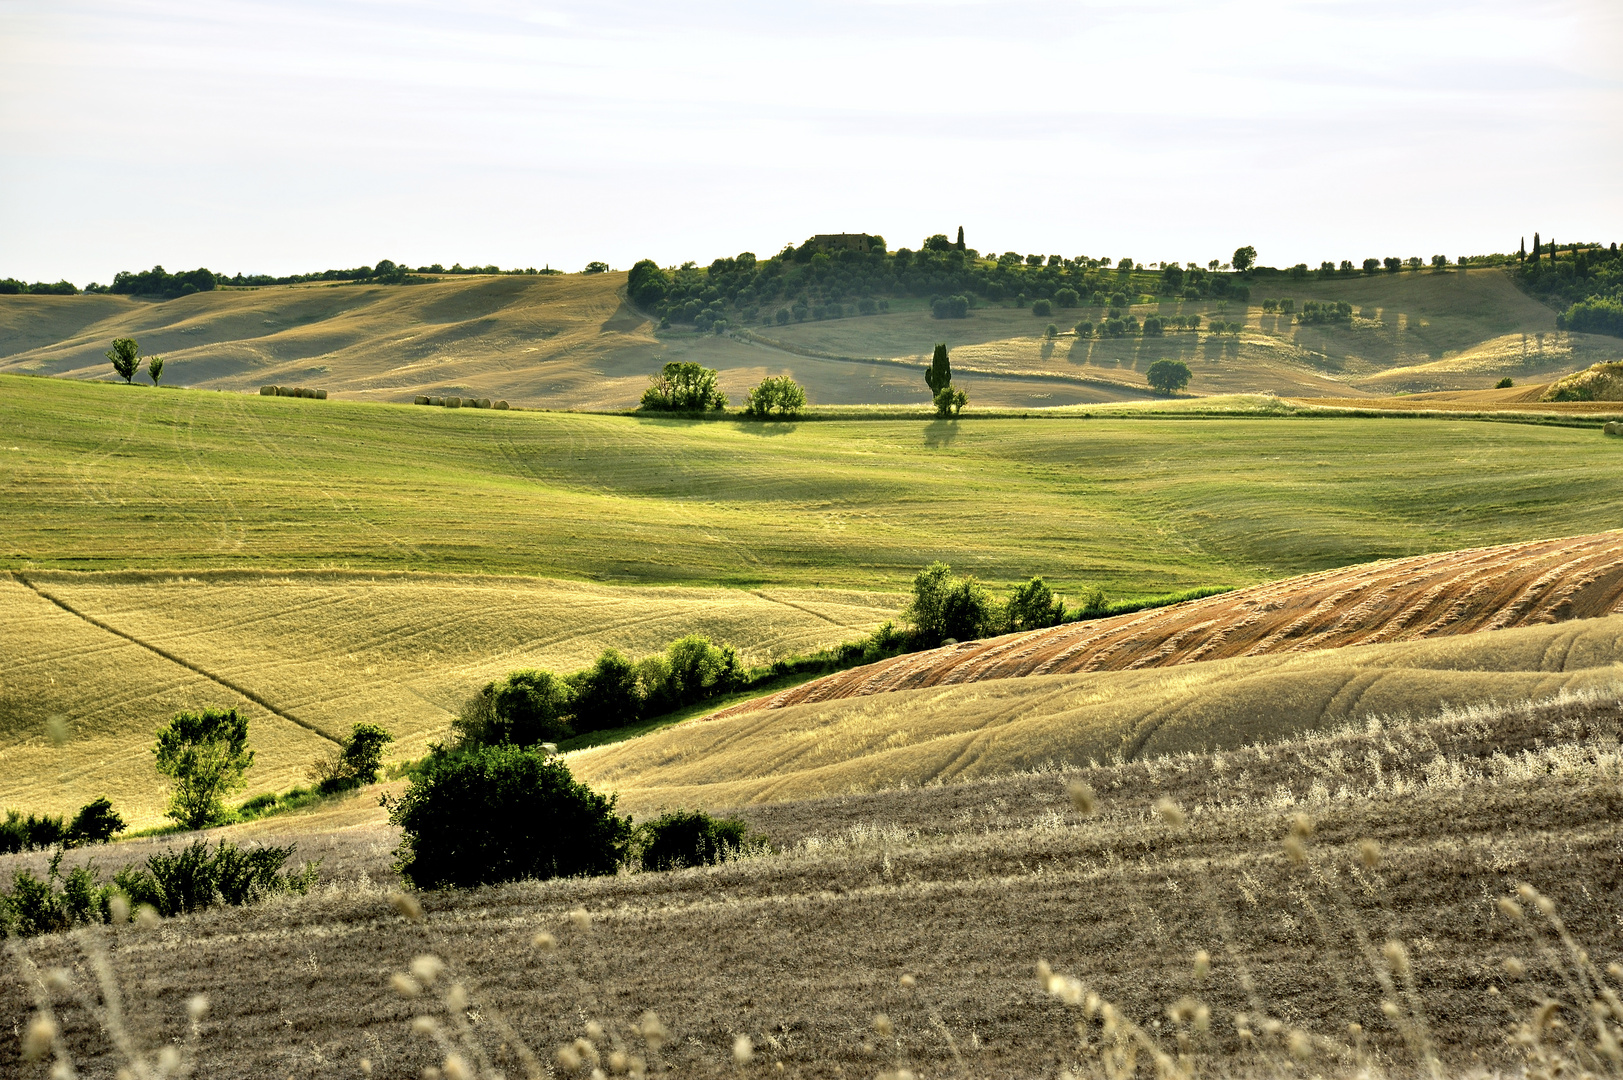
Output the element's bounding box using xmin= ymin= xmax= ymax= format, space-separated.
xmin=6 ymin=373 xmax=1623 ymax=596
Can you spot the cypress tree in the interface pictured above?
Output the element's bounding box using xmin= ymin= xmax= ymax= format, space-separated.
xmin=1533 ymin=232 xmax=1541 ymax=261
xmin=1519 ymin=236 xmax=1526 ymax=262
xmin=955 ymin=226 xmax=965 ymax=251
xmin=925 ymin=343 xmax=952 ymax=395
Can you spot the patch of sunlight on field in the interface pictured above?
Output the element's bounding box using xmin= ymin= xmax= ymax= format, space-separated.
xmin=0 ymin=571 xmax=898 ymax=825
xmin=571 ymin=614 xmax=1623 ymax=815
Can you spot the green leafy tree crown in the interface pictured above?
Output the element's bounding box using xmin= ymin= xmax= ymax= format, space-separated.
xmin=152 ymin=707 xmax=254 ymax=829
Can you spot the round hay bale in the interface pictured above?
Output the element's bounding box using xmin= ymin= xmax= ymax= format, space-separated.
xmin=494 ymin=400 xmax=509 ymax=410
xmin=260 ymin=385 xmax=277 ymax=396
xmin=1605 ymin=420 xmax=1622 ymax=437
xmin=315 ymin=389 xmax=328 ymax=400
xmin=414 ymin=395 xmax=430 ymax=406
xmin=300 ymin=388 xmax=315 ymax=398
xmin=477 ymin=398 xmax=492 ymax=409
xmin=428 ymin=397 xmax=443 ymax=406
xmin=445 ymin=396 xmax=461 ymax=408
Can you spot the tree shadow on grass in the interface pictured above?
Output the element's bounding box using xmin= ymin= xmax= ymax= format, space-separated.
xmin=923 ymin=420 xmax=961 ymax=448
xmin=735 ymin=420 xmax=799 ymax=437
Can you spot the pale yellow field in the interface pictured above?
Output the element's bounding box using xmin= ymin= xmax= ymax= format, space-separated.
xmin=0 ymin=571 xmax=899 ymax=824
xmin=571 ymin=613 xmax=1623 ymax=815
xmin=3 ymin=265 xmax=1617 ymax=409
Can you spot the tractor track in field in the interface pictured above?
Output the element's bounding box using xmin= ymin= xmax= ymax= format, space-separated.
xmin=10 ymin=572 xmax=340 ymax=744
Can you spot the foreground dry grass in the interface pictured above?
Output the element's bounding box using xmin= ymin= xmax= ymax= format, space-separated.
xmin=0 ymin=571 xmax=897 ymax=825
xmin=721 ymin=530 xmax=1623 ymax=720
xmin=4 ymin=688 xmax=1620 ymax=1077
xmin=578 ymin=614 xmax=1623 ymax=814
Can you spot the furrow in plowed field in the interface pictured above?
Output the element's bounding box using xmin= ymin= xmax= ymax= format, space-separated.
xmin=715 ymin=531 xmax=1623 ymax=718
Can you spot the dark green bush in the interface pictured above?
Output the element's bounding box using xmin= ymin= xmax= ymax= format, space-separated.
xmin=113 ymin=839 xmax=315 ymax=916
xmin=567 ymin=649 xmax=642 ymax=733
xmin=638 ymin=810 xmax=751 ymax=872
xmin=457 ymin=670 xmax=574 ymax=748
xmin=1032 ymin=298 xmax=1053 ymax=316
xmin=66 ymin=797 xmax=125 ymax=846
xmin=310 ymin=723 xmax=395 ymax=793
xmin=904 ymin=563 xmax=1000 ymax=647
xmin=390 ymin=746 xmax=631 ymax=889
xmin=0 ymin=809 xmax=66 ymax=854
xmin=662 ymin=635 xmax=743 ymax=707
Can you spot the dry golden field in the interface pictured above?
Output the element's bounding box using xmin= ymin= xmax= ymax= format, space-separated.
xmin=4 ymin=266 xmax=1618 ymax=408
xmin=3 ymin=682 xmax=1619 ymax=1078
xmin=574 ymin=614 xmax=1623 ymax=814
xmin=0 ymin=571 xmax=898 ymax=826
xmin=722 ymin=531 xmax=1623 ymax=719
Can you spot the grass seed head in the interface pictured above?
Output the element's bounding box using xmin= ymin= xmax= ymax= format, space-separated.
xmin=1357 ymin=838 xmax=1382 ymax=868
xmin=1382 ymin=940 xmax=1410 ymax=977
xmin=392 ymin=973 xmax=422 ymax=997
xmin=187 ymin=994 xmax=209 ymax=1021
xmin=109 ymin=893 xmax=130 ymax=924
xmin=1381 ymin=1000 xmax=1400 ymax=1019
xmin=574 ymin=1037 xmax=600 ymax=1066
xmin=422 ymin=1068 xmax=442 ymax=1080
xmin=23 ymin=1014 xmax=56 ymax=1061
xmin=638 ymin=1011 xmax=668 ymax=1049
xmin=412 ymin=1016 xmax=439 ymax=1037
xmin=1609 ymin=963 xmax=1623 ymax=980
xmin=158 ymin=1046 xmax=181 ymax=1072
xmin=361 ymin=1059 xmax=373 ymax=1076
xmin=532 ymin=931 xmax=558 ymax=951
xmin=1517 ymin=883 xmax=1539 ymax=904
xmin=45 ymin=968 xmax=73 ymax=994
xmin=389 ymin=891 xmax=425 ymax=922
xmin=1152 ymin=797 xmax=1186 ymax=828
xmin=587 ymin=1020 xmax=605 ymax=1041
xmin=1498 ymin=897 xmax=1525 ymax=921
xmin=609 ymin=1050 xmax=629 ymax=1074
xmin=1289 ymin=812 xmax=1314 ymax=838
xmin=1535 ymin=895 xmax=1556 ymax=916
xmin=136 ymin=904 xmax=160 ymax=929
xmin=557 ymin=1044 xmax=584 ymax=1071
xmin=733 ymin=1034 xmax=754 ymax=1065
xmin=410 ymin=954 xmax=446 ymax=986
xmin=1068 ymin=781 xmax=1098 ymax=815
xmin=1504 ymin=958 xmax=1527 ymax=977
xmin=1283 ymin=834 xmax=1307 ymax=866
xmin=569 ymin=907 xmax=592 ymax=930
xmin=446 ymin=983 xmax=468 ymax=1012
xmin=1288 ymin=1030 xmax=1312 ymax=1060
xmin=443 ymin=1054 xmax=471 ymax=1080
xmin=899 ymin=973 xmax=916 ymax=989
xmin=873 ymin=1014 xmax=894 ymax=1037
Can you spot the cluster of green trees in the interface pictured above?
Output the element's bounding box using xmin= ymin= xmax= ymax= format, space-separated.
xmin=0 ymin=277 xmax=79 ymax=295
xmin=106 ymin=338 xmax=165 ymax=385
xmin=744 ymin=374 xmax=806 ymax=418
xmin=0 ymin=798 xmax=125 ymax=854
xmin=639 ymin=361 xmax=728 ymax=411
xmin=1513 ymin=236 xmax=1623 ymax=338
xmin=102 ymin=265 xmax=220 ymax=298
xmin=624 ymin=239 xmax=1269 ymax=333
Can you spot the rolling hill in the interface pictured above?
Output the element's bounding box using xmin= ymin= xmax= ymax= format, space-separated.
xmin=717 ymin=530 xmax=1623 ymax=718
xmin=3 ymin=265 xmax=1618 ymax=408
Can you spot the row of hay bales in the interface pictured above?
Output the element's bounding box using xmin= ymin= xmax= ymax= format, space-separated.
xmin=259 ymin=385 xmax=327 ymax=399
xmin=413 ymin=395 xmax=508 ymax=409
xmin=1605 ymin=421 xmax=1622 ymax=437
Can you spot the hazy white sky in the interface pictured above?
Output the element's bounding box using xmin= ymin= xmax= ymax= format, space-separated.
xmin=2 ymin=0 xmax=1620 ymax=284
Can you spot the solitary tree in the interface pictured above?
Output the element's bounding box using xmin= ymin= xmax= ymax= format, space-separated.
xmin=107 ymin=338 xmax=142 ymax=383
xmin=153 ymin=707 xmax=254 ymax=829
xmin=1146 ymin=359 xmax=1192 ymax=395
xmin=1232 ymin=246 xmax=1257 ymax=274
xmin=925 ymin=343 xmax=953 ymax=398
xmin=147 ymin=355 xmax=164 ymax=386
xmin=744 ymin=375 xmax=806 ymax=418
xmin=955 ymin=225 xmax=966 ymax=251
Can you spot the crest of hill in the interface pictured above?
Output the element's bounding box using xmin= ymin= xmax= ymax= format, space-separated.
xmin=1542 ymin=360 xmax=1623 ymax=402
xmin=3 ymin=265 xmax=1618 ymax=408
xmin=715 ymin=530 xmax=1623 ymax=719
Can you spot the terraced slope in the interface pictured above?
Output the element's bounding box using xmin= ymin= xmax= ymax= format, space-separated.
xmin=717 ymin=531 xmax=1623 ymax=718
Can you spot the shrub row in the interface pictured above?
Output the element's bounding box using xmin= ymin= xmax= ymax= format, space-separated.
xmin=259 ymin=385 xmax=327 ymax=399
xmin=0 ymin=798 xmax=126 ymax=853
xmin=413 ymin=395 xmax=508 ymax=409
xmin=0 ymin=840 xmax=316 ymax=938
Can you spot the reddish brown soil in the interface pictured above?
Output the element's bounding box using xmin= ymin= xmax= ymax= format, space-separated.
xmin=717 ymin=531 xmax=1623 ymax=718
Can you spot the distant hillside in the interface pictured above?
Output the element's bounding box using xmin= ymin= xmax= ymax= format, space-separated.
xmin=3 ymin=263 xmax=1620 ymax=408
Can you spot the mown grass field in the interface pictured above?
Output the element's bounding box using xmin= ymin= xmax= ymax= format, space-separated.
xmin=4 ymin=265 xmax=1618 ymax=408
xmin=7 ymin=374 xmax=1623 ymax=594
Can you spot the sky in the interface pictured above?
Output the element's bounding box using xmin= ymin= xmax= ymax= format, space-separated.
xmin=2 ymin=0 xmax=1620 ymax=285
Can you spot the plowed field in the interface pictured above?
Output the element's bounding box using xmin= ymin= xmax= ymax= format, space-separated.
xmin=717 ymin=530 xmax=1623 ymax=718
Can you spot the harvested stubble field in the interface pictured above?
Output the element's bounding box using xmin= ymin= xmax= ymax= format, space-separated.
xmin=0 ymin=571 xmax=897 ymax=825
xmin=720 ymin=530 xmax=1623 ymax=719
xmin=574 ymin=614 xmax=1623 ymax=812
xmin=4 ymin=686 xmax=1620 ymax=1078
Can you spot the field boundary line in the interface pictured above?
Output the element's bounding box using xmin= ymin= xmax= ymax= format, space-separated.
xmin=9 ymin=572 xmax=341 ymax=745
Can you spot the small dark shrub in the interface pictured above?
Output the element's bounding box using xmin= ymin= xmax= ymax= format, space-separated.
xmin=66 ymin=797 xmax=125 ymax=846
xmin=1496 ymin=377 xmax=1515 ymax=389
xmin=0 ymin=809 xmax=66 ymax=854
xmin=390 ymin=746 xmax=631 ymax=889
xmin=310 ymin=723 xmax=396 ymax=793
xmin=638 ymin=810 xmax=751 ymax=872
xmin=113 ymin=839 xmax=315 ymax=917
xmin=1032 ymin=298 xmax=1053 ymax=316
